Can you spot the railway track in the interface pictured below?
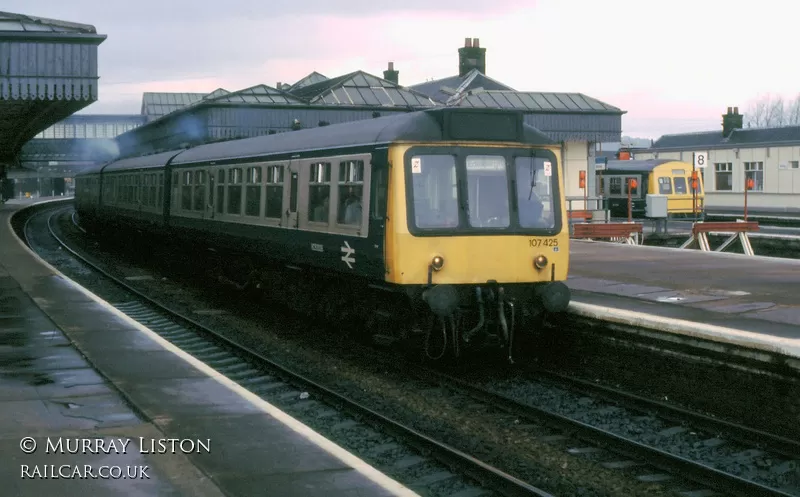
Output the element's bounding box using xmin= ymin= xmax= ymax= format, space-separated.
xmin=20 ymin=202 xmax=800 ymax=497
xmin=411 ymin=365 xmax=799 ymax=497
xmin=24 ymin=204 xmax=553 ymax=497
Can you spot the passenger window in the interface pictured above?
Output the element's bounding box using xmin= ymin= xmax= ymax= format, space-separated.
xmin=245 ymin=166 xmax=262 ymax=216
xmin=157 ymin=173 xmax=163 ymax=209
xmin=410 ymin=155 xmax=458 ymax=228
xmin=658 ymin=177 xmax=672 ymax=194
xmin=673 ymin=177 xmax=687 ymax=194
xmin=337 ymin=160 xmax=364 ymax=225
xmin=308 ymin=162 xmax=331 ymax=223
xmin=194 ymin=171 xmax=206 ymax=211
xmin=216 ymin=170 xmax=225 ymax=214
xmin=467 ymin=155 xmax=509 ymax=228
xmin=265 ymin=165 xmax=284 ymax=219
xmin=142 ymin=174 xmax=149 ymax=206
xmin=609 ymin=177 xmax=622 ymax=195
xmin=227 ymin=168 xmax=243 ymax=214
xmin=181 ymin=171 xmax=192 ymax=210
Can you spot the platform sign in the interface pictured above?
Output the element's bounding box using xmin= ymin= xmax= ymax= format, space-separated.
xmin=543 ymin=161 xmax=552 ymax=177
xmin=693 ymin=152 xmax=707 ymax=169
xmin=594 ymin=157 xmax=607 ymax=171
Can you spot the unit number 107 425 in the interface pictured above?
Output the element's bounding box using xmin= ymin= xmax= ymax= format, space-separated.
xmin=529 ymin=238 xmax=558 ymax=247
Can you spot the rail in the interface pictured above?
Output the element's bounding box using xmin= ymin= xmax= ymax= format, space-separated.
xmin=34 ymin=205 xmax=555 ymax=497
xmin=413 ymin=366 xmax=796 ymax=497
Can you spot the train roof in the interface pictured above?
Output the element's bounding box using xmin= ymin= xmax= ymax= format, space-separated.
xmin=603 ymin=159 xmax=677 ymax=172
xmin=171 ymin=107 xmax=555 ymax=166
xmin=75 ymin=150 xmax=183 ymax=177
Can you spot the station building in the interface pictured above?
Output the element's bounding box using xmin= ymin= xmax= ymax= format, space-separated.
xmin=13 ymin=37 xmax=624 ymax=204
xmin=0 ymin=11 xmax=106 ymax=200
xmin=109 ymin=37 xmax=623 ymax=209
xmin=633 ymin=107 xmax=800 ymax=215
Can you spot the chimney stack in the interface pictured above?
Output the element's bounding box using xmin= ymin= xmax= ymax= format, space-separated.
xmin=458 ymin=36 xmax=487 ymax=76
xmin=383 ymin=61 xmax=399 ymax=85
xmin=722 ymin=106 xmax=744 ymax=137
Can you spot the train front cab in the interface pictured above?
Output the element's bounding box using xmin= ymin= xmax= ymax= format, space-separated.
xmin=600 ymin=161 xmax=705 ymax=218
xmin=651 ymin=162 xmax=705 ymax=217
xmin=383 ymin=141 xmax=571 ymax=360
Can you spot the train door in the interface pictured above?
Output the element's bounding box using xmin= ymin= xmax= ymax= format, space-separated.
xmin=283 ymin=159 xmax=299 ymax=229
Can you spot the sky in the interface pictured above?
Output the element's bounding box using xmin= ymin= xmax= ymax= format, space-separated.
xmin=5 ymin=0 xmax=800 ymax=139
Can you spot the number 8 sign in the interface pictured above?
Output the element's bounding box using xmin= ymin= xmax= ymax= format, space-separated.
xmin=693 ymin=152 xmax=707 ymax=169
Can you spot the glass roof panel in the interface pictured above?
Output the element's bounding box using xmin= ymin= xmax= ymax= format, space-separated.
xmin=530 ymin=93 xmax=554 ymax=110
xmin=374 ymin=88 xmax=393 ymax=106
xmin=356 ymin=88 xmax=381 ymax=105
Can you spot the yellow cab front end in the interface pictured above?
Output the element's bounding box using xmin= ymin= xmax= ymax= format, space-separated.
xmin=656 ymin=162 xmax=705 ymax=215
xmin=383 ymin=141 xmax=572 ymax=324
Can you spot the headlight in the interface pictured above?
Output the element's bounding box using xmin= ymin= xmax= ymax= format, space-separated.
xmin=533 ymin=254 xmax=548 ymax=269
xmin=431 ymin=255 xmax=445 ymax=271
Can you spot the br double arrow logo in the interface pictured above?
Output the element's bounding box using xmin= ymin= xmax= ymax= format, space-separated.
xmin=340 ymin=241 xmax=356 ymax=269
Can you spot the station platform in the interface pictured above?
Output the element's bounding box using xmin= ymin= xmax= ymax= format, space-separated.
xmin=1 ymin=200 xmax=417 ymax=495
xmin=567 ymin=240 xmax=800 ymax=359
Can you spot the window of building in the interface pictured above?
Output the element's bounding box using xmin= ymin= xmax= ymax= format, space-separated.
xmin=791 ymin=161 xmax=799 ymax=169
xmin=744 ymin=162 xmax=764 ymax=191
xmin=337 ymin=160 xmax=364 ymax=225
xmin=227 ymin=168 xmax=243 ymax=214
xmin=245 ymin=166 xmax=262 ymax=216
xmin=714 ymin=163 xmax=732 ymax=191
xmin=308 ymin=162 xmax=331 ymax=223
xmin=265 ymin=165 xmax=284 ymax=219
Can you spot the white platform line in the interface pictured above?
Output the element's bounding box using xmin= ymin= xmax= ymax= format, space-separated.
xmin=7 ymin=204 xmax=421 ymax=497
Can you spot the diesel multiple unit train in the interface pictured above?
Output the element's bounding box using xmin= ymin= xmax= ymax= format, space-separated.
xmin=75 ymin=108 xmax=571 ymax=362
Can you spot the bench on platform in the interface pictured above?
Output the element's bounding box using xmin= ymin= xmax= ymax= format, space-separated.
xmin=691 ymin=221 xmax=759 ymax=236
xmin=568 ymin=210 xmax=593 ymax=222
xmin=683 ymin=221 xmax=760 ymax=255
xmin=572 ymin=222 xmax=643 ymax=245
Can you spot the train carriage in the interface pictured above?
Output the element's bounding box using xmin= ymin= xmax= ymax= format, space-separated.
xmin=75 ymin=107 xmax=571 ymax=362
xmin=598 ymin=159 xmax=705 ymax=218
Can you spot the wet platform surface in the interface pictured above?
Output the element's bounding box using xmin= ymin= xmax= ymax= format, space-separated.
xmin=568 ymin=240 xmax=800 ymax=342
xmin=1 ymin=200 xmax=416 ymax=496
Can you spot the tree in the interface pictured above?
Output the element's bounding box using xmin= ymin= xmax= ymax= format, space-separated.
xmin=745 ymin=94 xmax=800 ymax=127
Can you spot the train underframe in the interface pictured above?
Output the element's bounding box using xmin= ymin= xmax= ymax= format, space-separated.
xmin=81 ymin=213 xmax=570 ymax=362
xmin=200 ymin=250 xmax=571 ymax=363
